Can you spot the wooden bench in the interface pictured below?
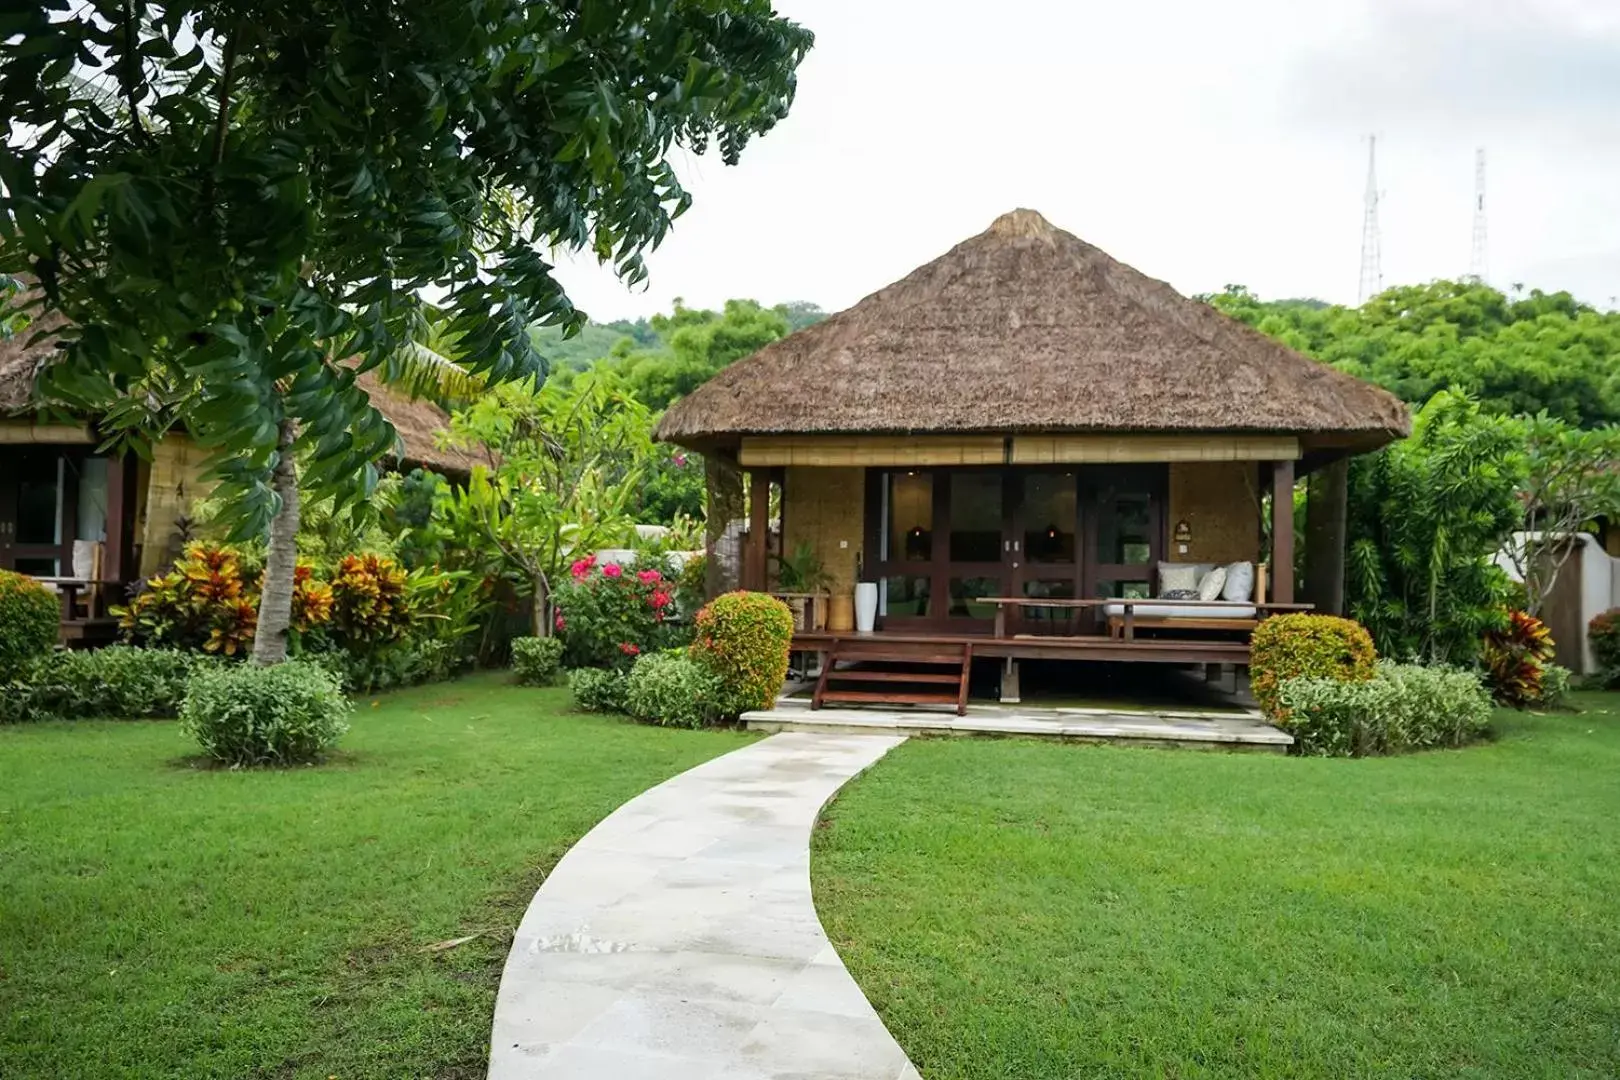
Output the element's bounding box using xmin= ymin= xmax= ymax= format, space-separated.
xmin=981 ymin=592 xmax=1312 ymax=642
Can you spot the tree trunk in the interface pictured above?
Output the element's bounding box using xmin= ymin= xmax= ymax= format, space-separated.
xmin=704 ymin=454 xmax=744 ymax=600
xmin=531 ymin=571 xmax=551 ymax=638
xmin=251 ymin=420 xmax=300 ymax=665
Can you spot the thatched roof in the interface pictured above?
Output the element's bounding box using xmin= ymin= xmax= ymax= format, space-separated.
xmin=0 ymin=298 xmax=480 ymax=476
xmin=657 ymin=209 xmax=1410 ymax=450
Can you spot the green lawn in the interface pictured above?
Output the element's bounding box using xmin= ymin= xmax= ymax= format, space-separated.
xmin=0 ymin=672 xmax=755 ymax=1079
xmin=813 ymin=695 xmax=1620 ymax=1079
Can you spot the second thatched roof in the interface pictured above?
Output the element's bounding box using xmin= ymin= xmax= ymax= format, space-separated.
xmin=657 ymin=209 xmax=1410 ymax=450
xmin=0 ymin=299 xmax=481 ymax=476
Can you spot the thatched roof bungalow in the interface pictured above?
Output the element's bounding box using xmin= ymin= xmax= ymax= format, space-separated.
xmin=0 ymin=302 xmax=479 ymax=634
xmin=657 ymin=210 xmax=1408 ymax=700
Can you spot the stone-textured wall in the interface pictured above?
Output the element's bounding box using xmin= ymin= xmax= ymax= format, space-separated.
xmin=1166 ymin=461 xmax=1262 ymax=565
xmin=781 ymin=466 xmax=865 ymax=594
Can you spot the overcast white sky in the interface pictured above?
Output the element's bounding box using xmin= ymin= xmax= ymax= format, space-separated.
xmin=552 ymin=0 xmax=1620 ymax=320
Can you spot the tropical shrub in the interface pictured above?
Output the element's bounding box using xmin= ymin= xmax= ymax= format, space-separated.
xmin=570 ymin=667 xmax=628 ymax=714
xmin=675 ymin=552 xmax=708 ymax=617
xmin=1250 ymin=614 xmax=1377 ymax=721
xmin=1482 ymin=610 xmax=1556 ymax=708
xmin=625 ymin=650 xmax=727 ymax=728
xmin=0 ymin=569 xmax=59 ymax=681
xmin=313 ymin=639 xmax=462 ymax=695
xmin=181 ymin=661 xmax=351 ymax=766
xmin=1345 ymin=393 xmax=1523 ymax=664
xmin=328 ymin=553 xmax=413 ymax=646
xmin=116 ymin=543 xmax=259 ymax=655
xmin=553 ymin=554 xmax=682 ymax=670
xmin=1277 ymin=661 xmax=1493 ymax=757
xmin=1589 ymin=608 xmax=1620 ymax=689
xmin=1535 ymin=664 xmax=1573 ymax=710
xmin=2 ymin=647 xmax=218 ymax=722
xmin=689 ymin=591 xmax=794 ymax=714
xmin=512 ymin=636 xmax=565 ymax=686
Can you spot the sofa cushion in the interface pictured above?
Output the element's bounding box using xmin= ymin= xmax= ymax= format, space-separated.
xmin=1222 ymin=561 xmax=1256 ymax=602
xmin=1104 ymin=601 xmax=1258 ymax=620
xmin=1160 ymin=588 xmax=1200 ymax=600
xmin=1156 ymin=562 xmax=1210 ymax=596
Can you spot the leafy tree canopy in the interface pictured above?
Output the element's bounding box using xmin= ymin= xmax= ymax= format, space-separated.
xmin=1207 ymin=281 xmax=1620 ymax=428
xmin=0 ymin=0 xmax=813 ymax=534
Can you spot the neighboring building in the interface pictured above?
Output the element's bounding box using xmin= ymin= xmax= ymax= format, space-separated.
xmin=0 ymin=310 xmax=480 ymax=641
xmin=656 ymin=209 xmax=1410 ymax=704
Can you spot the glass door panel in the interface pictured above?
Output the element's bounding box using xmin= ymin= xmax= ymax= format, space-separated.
xmin=1086 ymin=466 xmax=1166 ymax=631
xmin=877 ymin=471 xmax=935 ymax=620
xmin=1009 ymin=471 xmax=1081 ymax=634
xmin=944 ymin=471 xmax=1006 ymax=628
xmin=1 ymin=449 xmax=69 ymax=577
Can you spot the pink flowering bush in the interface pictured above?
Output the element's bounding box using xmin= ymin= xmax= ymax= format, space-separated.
xmin=554 ymin=557 xmax=688 ymax=671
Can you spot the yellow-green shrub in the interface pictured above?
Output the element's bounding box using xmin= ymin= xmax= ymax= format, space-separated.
xmin=1250 ymin=613 xmax=1376 ymax=721
xmin=0 ymin=569 xmax=59 ymax=680
xmin=689 ymin=591 xmax=794 ymax=715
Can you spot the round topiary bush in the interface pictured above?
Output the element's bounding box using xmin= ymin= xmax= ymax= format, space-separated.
xmin=625 ymin=650 xmax=727 ymax=729
xmin=0 ymin=569 xmax=60 ymax=681
xmin=570 ymin=666 xmax=628 ymax=713
xmin=181 ymin=660 xmax=351 ymax=766
xmin=511 ymin=635 xmax=565 ymax=686
xmin=1250 ymin=613 xmax=1377 ymax=721
xmin=689 ymin=591 xmax=794 ymax=714
xmin=1588 ymin=608 xmax=1620 ymax=688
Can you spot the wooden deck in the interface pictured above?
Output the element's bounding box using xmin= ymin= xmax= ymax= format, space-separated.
xmin=791 ymin=629 xmax=1251 ymax=665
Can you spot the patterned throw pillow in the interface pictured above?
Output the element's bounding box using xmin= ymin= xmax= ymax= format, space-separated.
xmin=1197 ymin=566 xmax=1228 ymax=602
xmin=1160 ymin=589 xmax=1199 ymax=600
xmin=1157 ymin=563 xmax=1201 ymax=596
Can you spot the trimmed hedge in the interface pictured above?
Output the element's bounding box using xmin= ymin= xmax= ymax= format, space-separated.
xmin=689 ymin=591 xmax=794 ymax=714
xmin=0 ymin=569 xmax=59 ymax=681
xmin=512 ymin=636 xmax=565 ymax=686
xmin=1250 ymin=613 xmax=1377 ymax=721
xmin=1 ymin=647 xmax=216 ymax=722
xmin=1277 ymin=661 xmax=1493 ymax=756
xmin=625 ymin=650 xmax=727 ymax=729
xmin=181 ymin=661 xmax=351 ymax=766
xmin=1589 ymin=608 xmax=1620 ymax=689
xmin=570 ymin=667 xmax=628 ymax=714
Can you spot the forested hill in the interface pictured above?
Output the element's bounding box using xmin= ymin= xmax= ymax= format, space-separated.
xmin=1204 ymin=281 xmax=1620 ymax=428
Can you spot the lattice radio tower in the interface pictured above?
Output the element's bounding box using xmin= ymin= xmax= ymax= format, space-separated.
xmin=1468 ymin=147 xmax=1488 ymax=282
xmin=1357 ymin=135 xmax=1383 ymax=304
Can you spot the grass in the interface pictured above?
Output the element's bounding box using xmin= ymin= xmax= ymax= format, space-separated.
xmin=813 ymin=694 xmax=1620 ymax=1079
xmin=0 ymin=672 xmax=756 ymax=1079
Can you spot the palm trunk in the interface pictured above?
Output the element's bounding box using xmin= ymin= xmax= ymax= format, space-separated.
xmin=252 ymin=420 xmax=300 ymax=665
xmin=531 ymin=571 xmax=551 ymax=638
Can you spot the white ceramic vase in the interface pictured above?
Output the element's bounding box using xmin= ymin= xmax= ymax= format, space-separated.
xmin=854 ymin=582 xmax=879 ymax=633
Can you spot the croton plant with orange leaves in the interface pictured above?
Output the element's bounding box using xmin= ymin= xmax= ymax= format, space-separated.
xmin=1482 ymin=609 xmax=1556 ymax=708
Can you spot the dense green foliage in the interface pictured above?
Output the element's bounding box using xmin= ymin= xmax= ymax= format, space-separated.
xmin=569 ymin=666 xmax=629 ymax=714
xmin=0 ymin=570 xmax=60 ymax=681
xmin=690 ymin=591 xmax=794 ymax=713
xmin=625 ymin=649 xmax=728 ymax=728
xmin=1345 ymin=393 xmax=1523 ymax=662
xmin=181 ymin=660 xmax=351 ymax=766
xmin=1 ymin=1 xmax=813 ymax=537
xmin=1 ymin=647 xmax=216 ymax=723
xmin=1208 ymin=281 xmax=1620 ymax=426
xmin=510 ymin=636 xmax=565 ymax=687
xmin=0 ymin=674 xmax=751 ymax=1076
xmin=1277 ymin=661 xmax=1494 ymax=756
xmin=1249 ymin=614 xmax=1377 ymax=721
xmin=813 ymin=698 xmax=1620 ymax=1078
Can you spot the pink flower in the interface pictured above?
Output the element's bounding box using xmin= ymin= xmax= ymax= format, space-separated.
xmin=554 ymin=612 xmax=566 ymax=631
xmin=570 ymin=554 xmax=598 ymax=581
xmin=673 ymin=453 xmax=688 ymax=467
xmin=602 ymin=563 xmax=623 ymax=579
xmin=618 ymin=641 xmax=640 ymax=656
xmin=637 ymin=569 xmax=663 ymax=585
xmin=650 ymin=589 xmax=672 ymax=609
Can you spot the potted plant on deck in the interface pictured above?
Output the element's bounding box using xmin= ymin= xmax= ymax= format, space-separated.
xmin=771 ymin=541 xmax=834 ymax=632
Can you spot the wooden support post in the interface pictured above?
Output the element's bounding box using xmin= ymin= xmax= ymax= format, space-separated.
xmin=1302 ymin=457 xmax=1348 ymax=616
xmin=103 ymin=451 xmax=136 ymax=588
xmin=1271 ymin=459 xmax=1296 ymax=605
xmin=704 ymin=454 xmax=744 ymax=599
xmin=1000 ymin=658 xmax=1021 ymax=704
xmin=744 ymin=468 xmax=770 ymax=592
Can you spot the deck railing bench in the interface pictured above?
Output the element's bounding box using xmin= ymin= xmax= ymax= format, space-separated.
xmin=979 ymin=596 xmax=1314 ymax=642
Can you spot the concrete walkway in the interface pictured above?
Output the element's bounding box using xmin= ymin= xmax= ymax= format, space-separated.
xmin=488 ymin=732 xmax=914 ymax=1080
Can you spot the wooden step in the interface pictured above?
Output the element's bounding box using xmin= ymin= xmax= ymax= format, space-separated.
xmin=817 ymin=689 xmax=963 ymax=707
xmin=824 ymin=647 xmax=965 ymax=664
xmin=824 ymin=668 xmax=963 ymax=685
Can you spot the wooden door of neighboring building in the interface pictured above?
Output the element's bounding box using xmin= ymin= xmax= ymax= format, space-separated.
xmin=0 ymin=446 xmax=75 ymax=577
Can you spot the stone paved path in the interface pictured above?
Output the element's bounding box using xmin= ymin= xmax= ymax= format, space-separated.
xmin=488 ymin=731 xmax=915 ymax=1080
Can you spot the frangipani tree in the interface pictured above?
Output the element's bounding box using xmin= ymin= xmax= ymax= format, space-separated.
xmin=447 ymin=372 xmax=654 ymax=636
xmin=0 ymin=0 xmax=812 ymax=663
